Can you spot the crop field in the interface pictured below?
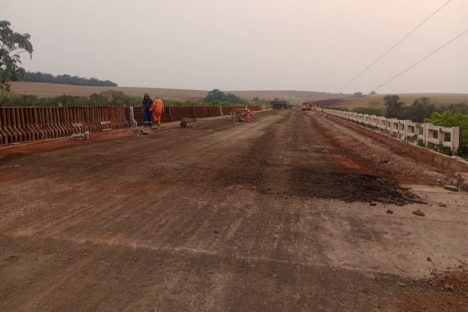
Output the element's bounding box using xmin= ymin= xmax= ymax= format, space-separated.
xmin=10 ymin=82 xmax=344 ymax=104
xmin=330 ymin=93 xmax=468 ymax=109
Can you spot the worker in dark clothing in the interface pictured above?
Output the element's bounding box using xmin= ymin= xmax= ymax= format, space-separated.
xmin=142 ymin=93 xmax=153 ymax=127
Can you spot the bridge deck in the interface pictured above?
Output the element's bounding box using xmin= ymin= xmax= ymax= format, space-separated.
xmin=1 ymin=110 xmax=467 ymax=311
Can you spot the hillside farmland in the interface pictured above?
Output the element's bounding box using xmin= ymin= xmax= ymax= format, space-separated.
xmin=10 ymin=82 xmax=345 ymax=104
xmin=329 ymin=93 xmax=468 ymax=109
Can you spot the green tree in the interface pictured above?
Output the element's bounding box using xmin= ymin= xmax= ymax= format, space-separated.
xmin=404 ymin=97 xmax=435 ymax=122
xmin=204 ymin=89 xmax=225 ymax=102
xmin=440 ymin=103 xmax=468 ymax=114
xmin=0 ymin=21 xmax=33 ymax=102
xmin=384 ymin=95 xmax=404 ymax=119
xmin=204 ymin=89 xmax=247 ymax=104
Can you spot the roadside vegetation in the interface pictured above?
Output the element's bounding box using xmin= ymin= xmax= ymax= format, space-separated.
xmin=425 ymin=112 xmax=468 ymax=156
xmin=1 ymin=89 xmax=259 ymax=108
xmin=2 ymin=91 xmax=140 ymax=107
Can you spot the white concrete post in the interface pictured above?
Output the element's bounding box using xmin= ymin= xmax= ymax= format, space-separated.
xmin=438 ymin=127 xmax=444 ymax=146
xmin=128 ymin=106 xmax=138 ymax=128
xmin=452 ymin=127 xmax=460 ymax=154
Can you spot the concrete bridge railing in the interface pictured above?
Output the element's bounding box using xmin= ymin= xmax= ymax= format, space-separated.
xmin=322 ymin=109 xmax=460 ymax=154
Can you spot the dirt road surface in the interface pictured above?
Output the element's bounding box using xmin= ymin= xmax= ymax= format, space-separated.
xmin=1 ymin=110 xmax=467 ymax=311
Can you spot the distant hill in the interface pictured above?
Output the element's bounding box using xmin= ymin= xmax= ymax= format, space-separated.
xmin=325 ymin=94 xmax=468 ymax=109
xmin=10 ymin=82 xmax=346 ymax=104
xmin=25 ymin=72 xmax=118 ymax=87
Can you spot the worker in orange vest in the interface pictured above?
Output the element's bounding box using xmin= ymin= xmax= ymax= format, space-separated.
xmin=151 ymin=97 xmax=165 ymax=127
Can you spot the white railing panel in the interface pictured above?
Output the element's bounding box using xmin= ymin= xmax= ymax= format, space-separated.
xmin=322 ymin=109 xmax=460 ymax=154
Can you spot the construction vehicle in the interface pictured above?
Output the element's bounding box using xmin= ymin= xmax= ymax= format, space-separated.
xmin=271 ymin=100 xmax=292 ymax=110
xmin=301 ymin=103 xmax=312 ymax=111
xmin=231 ymin=107 xmax=256 ymax=122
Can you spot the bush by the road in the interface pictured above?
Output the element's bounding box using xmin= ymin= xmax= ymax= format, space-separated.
xmin=352 ymin=106 xmax=385 ymax=116
xmin=425 ymin=112 xmax=468 ymax=156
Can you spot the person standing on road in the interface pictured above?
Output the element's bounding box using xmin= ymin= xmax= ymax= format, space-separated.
xmin=142 ymin=93 xmax=153 ymax=127
xmin=151 ymin=97 xmax=165 ymax=127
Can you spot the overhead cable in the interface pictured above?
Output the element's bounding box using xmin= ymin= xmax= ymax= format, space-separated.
xmin=336 ymin=0 xmax=453 ymax=92
xmin=372 ymin=28 xmax=468 ymax=91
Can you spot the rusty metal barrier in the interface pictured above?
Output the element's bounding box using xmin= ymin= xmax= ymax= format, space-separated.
xmin=4 ymin=107 xmax=19 ymax=143
xmin=0 ymin=106 xmax=131 ymax=146
xmin=128 ymin=105 xmax=266 ymax=126
xmin=0 ymin=108 xmax=11 ymax=144
xmin=0 ymin=105 xmax=267 ymax=145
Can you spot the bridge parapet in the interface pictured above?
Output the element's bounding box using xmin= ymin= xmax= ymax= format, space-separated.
xmin=0 ymin=105 xmax=266 ymax=146
xmin=0 ymin=106 xmax=129 ymax=145
xmin=322 ymin=109 xmax=460 ymax=154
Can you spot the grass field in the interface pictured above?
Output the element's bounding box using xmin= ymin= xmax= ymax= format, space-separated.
xmin=10 ymin=82 xmax=344 ymax=104
xmin=12 ymin=82 xmax=467 ymax=108
xmin=331 ymin=93 xmax=468 ymax=109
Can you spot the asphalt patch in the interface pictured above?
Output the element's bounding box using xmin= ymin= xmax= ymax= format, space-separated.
xmin=290 ymin=168 xmax=423 ymax=204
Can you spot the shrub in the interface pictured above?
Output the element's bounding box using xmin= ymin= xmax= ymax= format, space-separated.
xmin=425 ymin=112 xmax=468 ymax=157
xmin=352 ymin=107 xmax=384 ymax=116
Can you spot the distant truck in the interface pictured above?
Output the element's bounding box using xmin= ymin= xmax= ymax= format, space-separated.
xmin=301 ymin=103 xmax=312 ymax=111
xmin=271 ymin=100 xmax=292 ymax=110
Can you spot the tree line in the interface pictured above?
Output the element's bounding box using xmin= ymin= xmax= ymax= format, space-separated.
xmin=347 ymin=95 xmax=468 ymax=123
xmin=382 ymin=95 xmax=468 ymax=122
xmin=2 ymin=90 xmax=252 ymax=108
xmin=25 ymin=72 xmax=118 ymax=87
xmin=3 ymin=91 xmax=139 ymax=107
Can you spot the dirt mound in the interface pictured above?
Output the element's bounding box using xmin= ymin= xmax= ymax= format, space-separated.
xmin=397 ymin=269 xmax=468 ymax=311
xmin=428 ymin=269 xmax=468 ymax=296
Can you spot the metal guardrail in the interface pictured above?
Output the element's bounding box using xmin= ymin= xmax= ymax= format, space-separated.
xmin=322 ymin=109 xmax=460 ymax=154
xmin=0 ymin=106 xmax=129 ymax=145
xmin=130 ymin=105 xmax=264 ymax=125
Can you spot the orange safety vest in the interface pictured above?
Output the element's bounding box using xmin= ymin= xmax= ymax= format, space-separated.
xmin=151 ymin=99 xmax=164 ymax=114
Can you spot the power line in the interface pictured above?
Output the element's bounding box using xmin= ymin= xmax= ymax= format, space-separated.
xmin=372 ymin=28 xmax=468 ymax=92
xmin=336 ymin=0 xmax=453 ymax=92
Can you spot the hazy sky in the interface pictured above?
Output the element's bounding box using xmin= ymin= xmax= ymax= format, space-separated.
xmin=3 ymin=0 xmax=468 ymax=93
